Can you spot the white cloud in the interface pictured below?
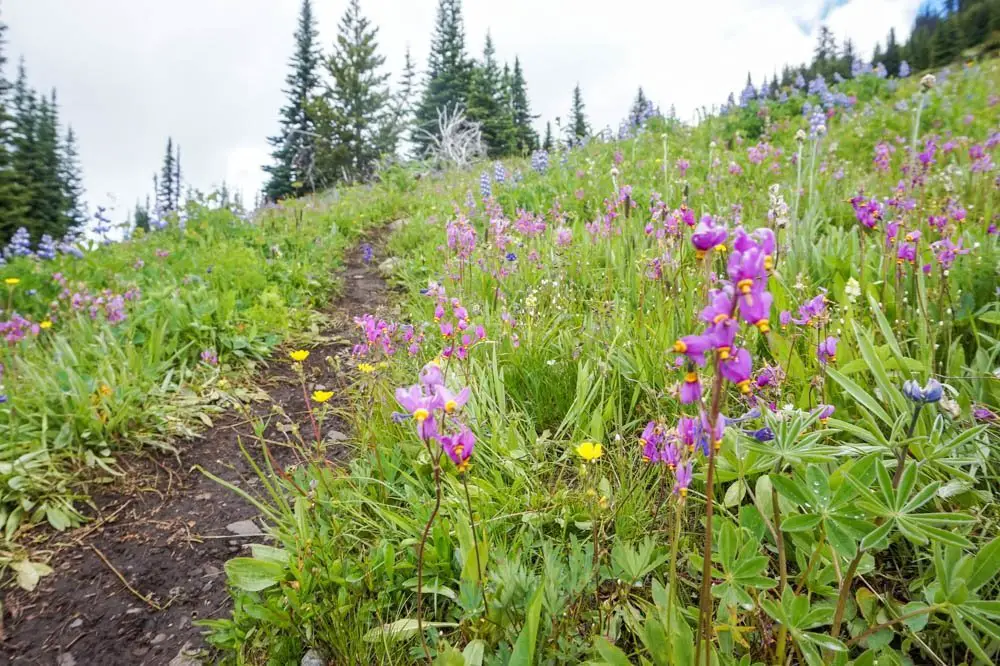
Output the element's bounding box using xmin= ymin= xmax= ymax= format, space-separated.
xmin=3 ymin=0 xmax=924 ymax=223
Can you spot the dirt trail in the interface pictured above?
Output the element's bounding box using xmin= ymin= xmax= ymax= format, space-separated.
xmin=1 ymin=230 xmax=392 ymax=665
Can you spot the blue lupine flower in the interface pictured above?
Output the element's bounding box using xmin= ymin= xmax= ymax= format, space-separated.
xmin=505 ymin=252 xmax=517 ymax=262
xmin=739 ymin=82 xmax=756 ymax=107
xmin=479 ymin=171 xmax=491 ymax=199
xmin=37 ymin=234 xmax=57 ymax=260
xmin=899 ymin=60 xmax=910 ymax=78
xmin=361 ymin=243 xmax=374 ymax=264
xmin=6 ymin=227 xmax=33 ymax=257
xmin=493 ymin=161 xmax=505 ymax=184
xmin=874 ymin=62 xmax=888 ymax=79
xmin=902 ymin=378 xmax=943 ymax=404
xmin=530 ymin=150 xmax=549 ymax=174
xmin=794 ymin=72 xmax=806 ymax=89
xmin=746 ymin=427 xmax=775 ymax=442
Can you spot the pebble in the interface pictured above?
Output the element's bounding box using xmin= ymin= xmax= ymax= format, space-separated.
xmin=226 ymin=520 xmax=263 ymax=536
xmin=301 ymin=648 xmax=325 ymax=666
xmin=56 ymin=654 xmax=76 ymax=666
xmin=151 ymin=633 xmax=168 ymax=645
xmin=69 ymin=618 xmax=83 ymax=629
xmin=168 ymin=642 xmax=200 ymax=666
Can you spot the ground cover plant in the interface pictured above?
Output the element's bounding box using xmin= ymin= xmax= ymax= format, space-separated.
xmin=204 ymin=59 xmax=1000 ymax=666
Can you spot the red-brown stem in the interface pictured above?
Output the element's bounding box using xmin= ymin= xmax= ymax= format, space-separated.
xmin=300 ymin=377 xmax=320 ymax=446
xmin=416 ymin=447 xmax=443 ymax=663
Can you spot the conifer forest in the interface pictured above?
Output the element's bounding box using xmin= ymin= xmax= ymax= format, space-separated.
xmin=1 ymin=0 xmax=1000 ymax=664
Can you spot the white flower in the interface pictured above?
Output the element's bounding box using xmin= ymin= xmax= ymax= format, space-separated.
xmin=844 ymin=277 xmax=861 ymax=304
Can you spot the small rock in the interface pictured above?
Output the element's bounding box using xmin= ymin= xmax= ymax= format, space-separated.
xmin=203 ymin=565 xmax=222 ymax=577
xmin=169 ymin=642 xmax=200 ymax=666
xmin=201 ymin=581 xmax=213 ymax=593
xmin=151 ymin=633 xmax=168 ymax=645
xmin=133 ymin=647 xmax=149 ymax=657
xmin=301 ymin=648 xmax=325 ymax=666
xmin=226 ymin=520 xmax=263 ymax=537
xmin=324 ymin=430 xmax=349 ymax=443
xmin=194 ymin=492 xmax=212 ymax=501
xmin=56 ymin=653 xmax=76 ymax=666
xmin=126 ymin=607 xmax=144 ymax=615
xmin=377 ymin=257 xmax=400 ymax=277
xmin=389 ymin=218 xmax=410 ymax=232
xmin=69 ymin=618 xmax=83 ymax=629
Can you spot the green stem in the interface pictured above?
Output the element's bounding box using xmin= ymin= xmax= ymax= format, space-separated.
xmin=462 ymin=474 xmax=488 ymax=613
xmin=666 ymin=499 xmax=683 ymax=665
xmin=847 ymin=604 xmax=943 ymax=647
xmin=416 ymin=448 xmax=443 ymax=663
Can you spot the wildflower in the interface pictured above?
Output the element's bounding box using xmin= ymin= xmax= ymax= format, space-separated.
xmin=312 ymin=390 xmax=334 ymax=403
xmin=39 ymin=320 xmax=52 ymax=330
xmin=817 ymin=336 xmax=838 ymax=365
xmin=200 ymin=349 xmax=219 ymax=365
xmin=640 ymin=421 xmax=664 ymax=462
xmin=690 ymin=216 xmax=728 ymax=259
xmin=673 ymin=461 xmax=693 ymax=497
xmin=479 ymin=171 xmax=491 ymax=199
xmin=673 ymin=333 xmax=714 ymax=367
xmin=920 ymin=74 xmax=935 ymax=91
xmin=973 ymin=406 xmax=996 ymax=422
xmin=290 ymin=350 xmax=310 ymax=362
xmin=720 ymin=348 xmax=753 ymax=393
xmin=816 ymin=404 xmax=835 ymax=423
xmin=434 ymin=384 xmax=470 ymax=414
xmin=844 ymin=277 xmax=861 ymax=303
xmin=358 ymin=362 xmax=377 ymax=374
xmin=576 ymin=441 xmax=603 ymax=461
xmin=746 ymin=426 xmax=775 ymax=442
xmin=700 ymin=410 xmax=726 ymax=451
xmin=441 ymin=427 xmax=475 ymax=472
xmin=395 ymin=384 xmax=441 ymax=440
xmin=4 ymin=278 xmax=19 ymax=286
xmin=680 ymin=371 xmax=703 ymax=404
xmin=902 ymin=378 xmax=943 ymax=404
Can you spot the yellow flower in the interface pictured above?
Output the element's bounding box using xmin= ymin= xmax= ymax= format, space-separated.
xmin=312 ymin=390 xmax=334 ymax=403
xmin=4 ymin=278 xmax=20 ymax=286
xmin=575 ymin=441 xmax=603 ymax=462
xmin=289 ymin=350 xmax=310 ymax=362
xmin=377 ymin=361 xmax=389 ymax=369
xmin=39 ymin=320 xmax=52 ymax=330
xmin=98 ymin=384 xmax=113 ymax=397
xmin=358 ymin=362 xmax=376 ymax=374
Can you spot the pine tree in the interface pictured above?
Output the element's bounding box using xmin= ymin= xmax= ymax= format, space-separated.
xmin=316 ymin=0 xmax=392 ymax=182
xmin=509 ymin=57 xmax=537 ymax=154
xmin=840 ymin=38 xmax=856 ymax=77
xmin=465 ymin=32 xmax=508 ymax=156
xmin=11 ymin=59 xmax=41 ymax=237
xmin=31 ymin=92 xmax=66 ymax=239
xmin=59 ymin=126 xmax=86 ymax=234
xmin=158 ymin=137 xmax=176 ymax=213
xmin=0 ymin=20 xmax=27 ymax=243
xmin=263 ymin=0 xmax=321 ymax=200
xmin=812 ymin=26 xmax=836 ymax=77
xmin=174 ymin=144 xmax=182 ymax=209
xmin=413 ymin=0 xmax=470 ymax=153
xmin=133 ymin=200 xmax=150 ymax=232
xmin=883 ymin=28 xmax=901 ymax=76
xmin=872 ymin=42 xmax=883 ymax=68
xmin=568 ymin=84 xmax=588 ymax=143
xmin=542 ymin=121 xmax=553 ymax=151
xmin=931 ymin=17 xmax=962 ymax=65
xmin=630 ymin=86 xmax=649 ymax=125
xmin=389 ymin=45 xmax=418 ymax=156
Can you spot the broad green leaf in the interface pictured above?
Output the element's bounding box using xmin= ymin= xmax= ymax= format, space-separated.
xmin=463 ymin=640 xmax=486 ymax=666
xmin=827 ymin=368 xmax=892 ymax=428
xmin=224 ymin=557 xmax=286 ymax=592
xmin=952 ymin=614 xmax=992 ymax=663
xmin=363 ymin=619 xmax=459 ymax=643
xmin=594 ymin=637 xmax=632 ymax=666
xmin=509 ymin=577 xmax=545 ymax=666
xmin=969 ymin=535 xmax=1000 ymax=591
xmin=859 ymin=520 xmax=893 ymax=552
xmin=781 ymin=514 xmax=822 ymax=532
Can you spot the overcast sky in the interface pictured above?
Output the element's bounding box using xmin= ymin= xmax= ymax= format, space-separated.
xmin=5 ymin=0 xmax=925 ymax=223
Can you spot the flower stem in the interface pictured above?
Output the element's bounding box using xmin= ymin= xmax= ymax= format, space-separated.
xmin=771 ymin=481 xmax=789 ymax=664
xmin=666 ymin=499 xmax=683 ymax=664
xmin=846 ymin=604 xmax=942 ymax=647
xmin=462 ymin=474 xmax=488 ymax=613
xmin=416 ymin=449 xmax=443 ymax=663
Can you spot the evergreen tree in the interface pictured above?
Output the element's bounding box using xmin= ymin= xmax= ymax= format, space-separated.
xmin=568 ymin=83 xmax=588 ymax=143
xmin=630 ymin=87 xmax=649 ymax=125
xmin=157 ymin=137 xmax=176 ymax=213
xmin=0 ymin=21 xmax=27 ymax=242
xmin=542 ymin=121 xmax=553 ymax=151
xmin=413 ymin=0 xmax=470 ymax=153
xmin=174 ymin=144 xmax=182 ymax=209
xmin=872 ymin=42 xmax=883 ymax=68
xmin=509 ymin=57 xmax=537 ymax=154
xmin=389 ymin=45 xmax=418 ymax=156
xmin=812 ymin=26 xmax=836 ymax=77
xmin=133 ymin=200 xmax=150 ymax=232
xmin=59 ymin=127 xmax=86 ymax=231
xmin=931 ymin=17 xmax=962 ymax=65
xmin=883 ymin=28 xmax=901 ymax=76
xmin=316 ymin=0 xmax=392 ymax=182
xmin=11 ymin=59 xmax=41 ymax=237
xmin=263 ymin=0 xmax=321 ymax=200
xmin=840 ymin=38 xmax=856 ymax=78
xmin=465 ymin=32 xmax=509 ymax=156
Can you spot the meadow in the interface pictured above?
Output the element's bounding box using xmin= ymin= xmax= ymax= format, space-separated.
xmin=3 ymin=59 xmax=1000 ymax=665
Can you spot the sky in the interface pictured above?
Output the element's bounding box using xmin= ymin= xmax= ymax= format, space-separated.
xmin=4 ymin=0 xmax=927 ymax=223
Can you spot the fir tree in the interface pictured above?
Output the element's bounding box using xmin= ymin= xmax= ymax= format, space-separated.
xmin=263 ymin=0 xmax=321 ymax=200
xmin=316 ymin=0 xmax=392 ymax=182
xmin=389 ymin=45 xmax=418 ymax=156
xmin=465 ymin=32 xmax=509 ymax=156
xmin=931 ymin=17 xmax=962 ymax=65
xmin=509 ymin=57 xmax=537 ymax=154
xmin=413 ymin=0 xmax=470 ymax=153
xmin=174 ymin=144 xmax=182 ymax=209
xmin=812 ymin=26 xmax=836 ymax=77
xmin=569 ymin=83 xmax=588 ymax=143
xmin=11 ymin=59 xmax=41 ymax=237
xmin=59 ymin=127 xmax=86 ymax=232
xmin=158 ymin=137 xmax=177 ymax=213
xmin=883 ymin=28 xmax=901 ymax=76
xmin=629 ymin=86 xmax=649 ymax=125
xmin=0 ymin=20 xmax=26 ymax=242
xmin=542 ymin=121 xmax=553 ymax=151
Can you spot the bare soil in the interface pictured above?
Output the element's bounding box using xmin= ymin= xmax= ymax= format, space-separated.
xmin=0 ymin=232 xmax=392 ymax=666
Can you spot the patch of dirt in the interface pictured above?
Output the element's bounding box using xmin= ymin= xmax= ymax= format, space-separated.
xmin=1 ymin=230 xmax=394 ymax=665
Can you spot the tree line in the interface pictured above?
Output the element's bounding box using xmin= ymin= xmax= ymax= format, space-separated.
xmin=748 ymin=0 xmax=1000 ymax=93
xmin=262 ymin=0 xmax=602 ymax=200
xmin=0 ymin=14 xmax=86 ymax=246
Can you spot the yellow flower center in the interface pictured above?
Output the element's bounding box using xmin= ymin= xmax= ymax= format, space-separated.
xmin=679 ymin=487 xmax=688 ymax=497
xmin=714 ymin=244 xmax=727 ymax=253
xmin=713 ymin=313 xmax=729 ymax=324
xmin=717 ymin=346 xmax=730 ymax=360
xmin=737 ymin=278 xmax=754 ymax=294
xmin=695 ymin=249 xmax=707 ymax=260
xmin=445 ymin=400 xmax=458 ymax=413
xmin=756 ymin=319 xmax=770 ymax=333
xmin=684 ymin=372 xmax=698 ymax=383
xmin=673 ymin=340 xmax=687 ymax=353
xmin=736 ymin=380 xmax=752 ymax=394
xmin=764 ymin=255 xmax=774 ymax=270
xmin=413 ymin=408 xmax=430 ymax=422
